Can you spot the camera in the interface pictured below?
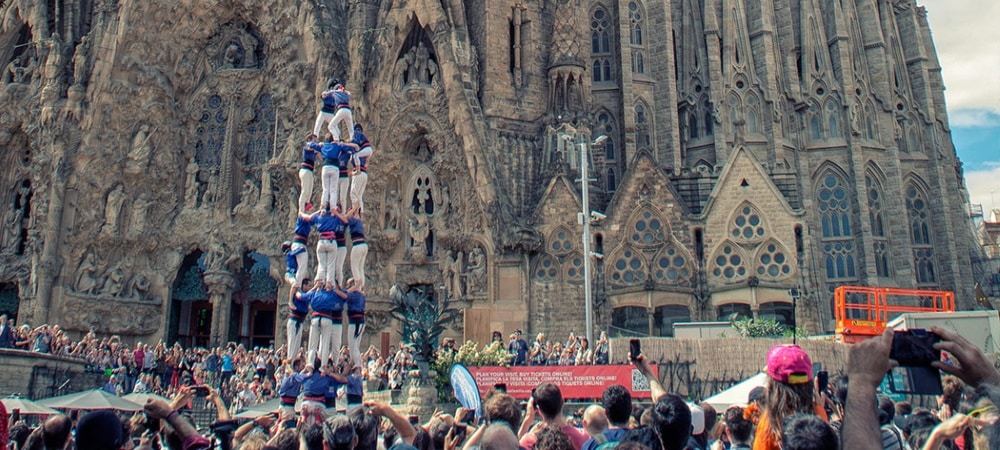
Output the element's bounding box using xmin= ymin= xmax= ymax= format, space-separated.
xmin=590 ymin=211 xmax=607 ymax=221
xmin=193 ymin=385 xmax=210 ymax=397
xmin=887 ymin=329 xmax=942 ymax=395
xmin=629 ymin=339 xmax=641 ymax=361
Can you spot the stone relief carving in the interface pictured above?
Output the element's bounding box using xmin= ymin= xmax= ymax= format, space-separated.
xmin=127 ymin=194 xmax=152 ymax=240
xmin=202 ymin=234 xmax=240 ymax=272
xmin=184 ymin=157 xmax=200 ymax=209
xmin=464 ymin=245 xmax=486 ymax=296
xmin=60 ymin=296 xmax=161 ymax=334
xmin=233 ymin=178 xmax=258 ymax=215
xmin=397 ymin=41 xmax=439 ymax=88
xmin=442 ymin=249 xmax=464 ymax=299
xmin=100 ymin=183 xmax=126 ymax=236
xmin=384 ymin=189 xmax=401 ymax=233
xmin=72 ymin=35 xmax=92 ymax=87
xmin=73 ymin=249 xmax=100 ymax=294
xmin=125 ymin=124 xmax=154 ymax=175
xmin=208 ymin=22 xmax=265 ymax=71
xmin=70 ymin=251 xmax=153 ymax=301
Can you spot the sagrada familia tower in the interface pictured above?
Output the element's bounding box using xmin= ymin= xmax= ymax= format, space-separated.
xmin=0 ymin=0 xmax=982 ymax=347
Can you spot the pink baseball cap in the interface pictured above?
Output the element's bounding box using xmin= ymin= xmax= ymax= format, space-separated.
xmin=766 ymin=344 xmax=813 ymax=384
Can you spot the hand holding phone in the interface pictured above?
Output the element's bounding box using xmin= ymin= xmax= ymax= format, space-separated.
xmin=193 ymin=385 xmax=210 ymax=397
xmin=817 ymin=370 xmax=829 ymax=396
xmin=629 ymin=339 xmax=641 ymax=361
xmin=451 ymin=424 xmax=468 ymax=444
xmin=887 ymin=329 xmax=943 ymax=395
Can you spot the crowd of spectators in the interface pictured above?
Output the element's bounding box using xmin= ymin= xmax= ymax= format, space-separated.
xmin=1 ymin=325 xmax=997 ymax=450
xmin=486 ymin=330 xmax=610 ymax=366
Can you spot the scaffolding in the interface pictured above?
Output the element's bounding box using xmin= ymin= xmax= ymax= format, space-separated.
xmin=834 ymin=286 xmax=956 ymax=343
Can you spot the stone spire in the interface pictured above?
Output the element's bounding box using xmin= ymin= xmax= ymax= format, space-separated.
xmin=546 ymin=0 xmax=586 ymax=117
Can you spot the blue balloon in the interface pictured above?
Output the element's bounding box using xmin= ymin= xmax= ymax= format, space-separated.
xmin=450 ymin=363 xmax=482 ymax=420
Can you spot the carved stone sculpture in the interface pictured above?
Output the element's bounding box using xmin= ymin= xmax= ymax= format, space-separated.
xmin=385 ymin=189 xmax=400 ymax=232
xmin=125 ymin=124 xmax=153 ymax=175
xmin=2 ymin=206 xmax=24 ymax=253
xmin=5 ymin=58 xmax=25 ymax=84
xmin=72 ymin=35 xmax=91 ymax=86
xmin=100 ymin=262 xmax=125 ymax=297
xmin=101 ymin=184 xmax=126 ymax=236
xmin=124 ymin=273 xmax=150 ymax=299
xmin=465 ymin=246 xmax=486 ymax=295
xmin=233 ymin=179 xmax=258 ymax=215
xmin=442 ymin=250 xmax=464 ymax=299
xmin=184 ymin=157 xmax=200 ymax=209
xmin=74 ymin=250 xmax=99 ymax=294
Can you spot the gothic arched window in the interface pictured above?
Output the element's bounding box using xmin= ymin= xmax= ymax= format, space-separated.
xmin=628 ymin=2 xmax=644 ymax=46
xmin=826 ymin=101 xmax=841 ymax=138
xmin=244 ymin=93 xmax=276 ymax=166
xmin=195 ymin=95 xmax=228 ymax=166
xmin=906 ymin=183 xmax=936 ymax=285
xmin=866 ymin=175 xmax=891 ymax=277
xmin=817 ymin=171 xmax=857 ymax=281
xmin=591 ymin=8 xmax=612 ymax=54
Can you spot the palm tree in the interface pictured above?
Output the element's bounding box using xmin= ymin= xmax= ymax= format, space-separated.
xmin=388 ymin=284 xmax=462 ymax=383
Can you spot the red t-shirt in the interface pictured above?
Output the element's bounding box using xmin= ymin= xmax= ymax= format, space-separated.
xmin=519 ymin=424 xmax=589 ymax=450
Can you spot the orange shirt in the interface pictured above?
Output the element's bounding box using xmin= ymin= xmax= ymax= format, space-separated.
xmin=752 ymin=405 xmax=828 ymax=450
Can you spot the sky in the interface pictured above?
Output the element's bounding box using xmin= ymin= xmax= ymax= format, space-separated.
xmin=920 ymin=0 xmax=1000 ymax=215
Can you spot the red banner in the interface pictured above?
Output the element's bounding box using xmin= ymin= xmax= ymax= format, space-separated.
xmin=466 ymin=365 xmax=658 ymax=400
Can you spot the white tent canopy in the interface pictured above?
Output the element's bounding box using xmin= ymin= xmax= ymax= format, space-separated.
xmin=703 ymin=372 xmax=768 ymax=411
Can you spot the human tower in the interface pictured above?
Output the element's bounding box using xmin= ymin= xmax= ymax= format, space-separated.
xmin=277 ymin=80 xmax=372 ymax=416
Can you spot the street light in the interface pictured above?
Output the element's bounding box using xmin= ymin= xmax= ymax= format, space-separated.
xmin=564 ymin=134 xmax=607 ymax=345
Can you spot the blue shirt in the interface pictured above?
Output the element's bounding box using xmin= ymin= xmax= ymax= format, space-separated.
xmin=353 ymin=129 xmax=370 ymax=150
xmin=302 ymin=372 xmax=337 ymax=397
xmin=347 ymin=217 xmax=365 ymax=239
xmin=309 ymin=289 xmax=344 ymax=313
xmin=291 ymin=289 xmax=310 ymax=314
xmin=581 ymin=428 xmax=628 ymax=450
xmin=320 ymin=142 xmax=354 ymax=166
xmin=302 ymin=142 xmax=320 ymax=167
xmin=294 ymin=216 xmax=313 ymax=239
xmin=347 ymin=291 xmax=365 ymax=313
xmin=222 ymin=354 xmax=233 ymax=372
xmin=285 ymin=250 xmax=299 ymax=275
xmin=278 ymin=372 xmax=306 ymax=398
xmin=333 ymin=90 xmax=350 ymax=107
xmin=321 ymin=90 xmax=337 ymax=112
xmin=346 ymin=374 xmax=363 ymax=396
xmin=315 ymin=213 xmax=344 ymax=236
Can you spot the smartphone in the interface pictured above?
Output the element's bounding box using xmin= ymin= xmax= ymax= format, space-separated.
xmin=408 ymin=415 xmax=420 ymax=425
xmin=193 ymin=385 xmax=210 ymax=397
xmin=890 ymin=329 xmax=940 ymax=366
xmin=452 ymin=424 xmax=468 ymax=443
xmin=145 ymin=413 xmax=161 ymax=433
xmin=11 ymin=409 xmax=20 ymax=424
xmin=283 ymin=419 xmax=297 ymax=429
xmin=494 ymin=383 xmax=507 ymax=393
xmin=629 ymin=339 xmax=641 ymax=361
xmin=887 ymin=329 xmax=942 ymax=395
xmin=817 ymin=370 xmax=829 ymax=395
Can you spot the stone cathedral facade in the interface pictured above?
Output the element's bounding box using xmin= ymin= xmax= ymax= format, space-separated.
xmin=0 ymin=0 xmax=982 ymax=347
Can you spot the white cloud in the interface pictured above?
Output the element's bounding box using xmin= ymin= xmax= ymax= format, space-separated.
xmin=948 ymin=109 xmax=1000 ymax=128
xmin=919 ymin=0 xmax=1000 ymax=114
xmin=964 ymin=164 xmax=1000 ymax=214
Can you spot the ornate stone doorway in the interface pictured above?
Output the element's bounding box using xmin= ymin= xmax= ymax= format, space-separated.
xmin=170 ymin=251 xmax=212 ymax=347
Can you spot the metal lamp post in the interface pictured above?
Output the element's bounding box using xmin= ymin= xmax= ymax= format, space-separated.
xmin=570 ymin=134 xmax=607 ymax=346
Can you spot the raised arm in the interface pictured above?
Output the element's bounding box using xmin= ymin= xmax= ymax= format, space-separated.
xmin=366 ymin=400 xmax=417 ymax=444
xmin=842 ymin=328 xmax=894 ymax=450
xmin=633 ymin=353 xmax=666 ymax=402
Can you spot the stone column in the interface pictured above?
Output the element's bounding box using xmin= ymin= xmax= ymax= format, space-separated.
xmin=35 ymin=155 xmax=69 ymax=325
xmin=204 ymin=270 xmax=234 ymax=347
